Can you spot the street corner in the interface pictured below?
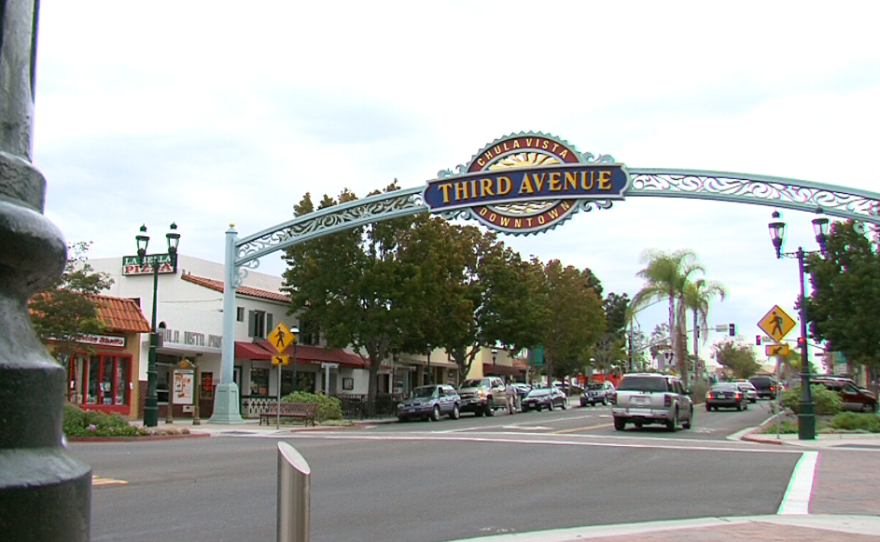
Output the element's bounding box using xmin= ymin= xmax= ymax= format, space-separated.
xmin=738 ymin=428 xmax=784 ymax=445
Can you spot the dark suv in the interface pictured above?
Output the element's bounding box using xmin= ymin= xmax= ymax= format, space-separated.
xmin=748 ymin=375 xmax=779 ymax=399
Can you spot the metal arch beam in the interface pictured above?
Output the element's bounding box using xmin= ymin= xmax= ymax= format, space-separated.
xmin=234 ymin=186 xmax=428 ymax=268
xmin=628 ymin=168 xmax=880 ymax=225
xmin=212 ymin=166 xmax=880 ymax=423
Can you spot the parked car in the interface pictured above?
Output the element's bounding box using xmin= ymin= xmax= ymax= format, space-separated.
xmin=734 ymin=381 xmax=758 ymax=403
xmin=581 ymin=381 xmax=615 ymax=407
xmin=611 ymin=373 xmax=693 ymax=431
xmin=706 ymin=383 xmax=747 ymax=411
xmin=812 ymin=377 xmax=879 ymax=412
xmin=397 ymin=384 xmax=461 ymax=422
xmin=521 ymin=387 xmax=567 ymax=412
xmin=457 ymin=377 xmax=507 ymax=417
xmin=748 ymin=375 xmax=779 ymax=399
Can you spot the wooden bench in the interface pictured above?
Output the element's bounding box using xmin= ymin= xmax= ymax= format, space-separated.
xmin=259 ymin=402 xmax=318 ymax=427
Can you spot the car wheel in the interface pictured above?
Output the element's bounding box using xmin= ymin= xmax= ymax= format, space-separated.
xmin=431 ymin=405 xmax=441 ymax=422
xmin=601 ymin=397 xmax=608 ymax=406
xmin=736 ymin=402 xmax=743 ymax=412
xmin=561 ymin=400 xmax=567 ymax=410
xmin=683 ymin=407 xmax=693 ymax=429
xmin=548 ymin=401 xmax=555 ymax=411
xmin=451 ymin=404 xmax=460 ymax=420
xmin=706 ymin=404 xmax=712 ymax=412
xmin=613 ymin=417 xmax=626 ymax=431
xmin=666 ymin=409 xmax=678 ymax=432
xmin=485 ymin=401 xmax=495 ymax=417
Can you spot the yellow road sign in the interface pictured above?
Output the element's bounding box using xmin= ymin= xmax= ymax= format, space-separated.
xmin=757 ymin=305 xmax=796 ymax=342
xmin=268 ymin=322 xmax=293 ymax=352
xmin=272 ymin=354 xmax=289 ymax=366
xmin=765 ymin=344 xmax=791 ymax=357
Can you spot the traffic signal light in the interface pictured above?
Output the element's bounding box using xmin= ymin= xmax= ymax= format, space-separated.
xmin=729 ymin=323 xmax=736 ymax=336
xmin=797 ymin=336 xmax=805 ymax=348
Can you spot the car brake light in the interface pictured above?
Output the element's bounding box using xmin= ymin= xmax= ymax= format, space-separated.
xmin=664 ymin=394 xmax=671 ymax=407
xmin=706 ymin=392 xmax=713 ymax=399
xmin=770 ymin=386 xmax=775 ymax=392
xmin=736 ymin=392 xmax=742 ymax=399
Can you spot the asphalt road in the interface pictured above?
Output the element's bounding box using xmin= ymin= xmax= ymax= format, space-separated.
xmin=72 ymin=399 xmax=802 ymax=542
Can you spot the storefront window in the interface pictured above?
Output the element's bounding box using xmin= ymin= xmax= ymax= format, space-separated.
xmin=281 ymin=370 xmax=294 ymax=396
xmin=87 ymin=356 xmax=99 ymax=404
xmin=115 ymin=358 xmax=129 ymax=405
xmin=70 ymin=353 xmax=133 ymax=410
xmin=201 ymin=372 xmax=214 ymax=400
xmin=250 ymin=367 xmax=270 ymax=396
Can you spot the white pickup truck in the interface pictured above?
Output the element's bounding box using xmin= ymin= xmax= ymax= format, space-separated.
xmin=611 ymin=373 xmax=694 ymax=432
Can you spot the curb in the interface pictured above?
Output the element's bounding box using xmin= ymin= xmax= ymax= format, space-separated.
xmin=68 ymin=432 xmax=211 ymax=443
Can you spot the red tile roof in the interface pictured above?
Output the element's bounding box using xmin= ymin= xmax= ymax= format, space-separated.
xmin=181 ymin=273 xmax=291 ymax=304
xmin=86 ymin=294 xmax=151 ymax=333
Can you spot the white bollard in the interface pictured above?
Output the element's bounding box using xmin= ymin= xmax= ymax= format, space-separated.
xmin=277 ymin=442 xmax=311 ymax=542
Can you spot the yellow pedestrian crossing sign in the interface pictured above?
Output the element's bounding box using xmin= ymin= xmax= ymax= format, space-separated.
xmin=268 ymin=322 xmax=293 ymax=352
xmin=757 ymin=305 xmax=796 ymax=343
xmin=272 ymin=354 xmax=289 ymax=366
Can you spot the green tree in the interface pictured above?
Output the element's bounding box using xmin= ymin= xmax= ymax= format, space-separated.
xmin=283 ymin=184 xmax=415 ymax=405
xmin=631 ymin=249 xmax=705 ymax=382
xmin=29 ymin=241 xmax=114 ymax=366
xmin=712 ymin=339 xmax=762 ymax=379
xmin=683 ymin=278 xmax=726 ymax=378
xmin=806 ymin=220 xmax=880 ymax=381
xmin=540 ymin=260 xmax=606 ymax=380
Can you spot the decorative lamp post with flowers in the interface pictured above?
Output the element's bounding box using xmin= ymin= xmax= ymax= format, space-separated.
xmin=767 ymin=211 xmax=828 ymax=440
xmin=136 ymin=222 xmax=180 ymax=427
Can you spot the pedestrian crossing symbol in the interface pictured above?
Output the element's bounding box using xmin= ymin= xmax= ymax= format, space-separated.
xmin=757 ymin=305 xmax=796 ymax=343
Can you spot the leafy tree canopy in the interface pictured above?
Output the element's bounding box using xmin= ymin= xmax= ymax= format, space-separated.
xmin=29 ymin=242 xmax=114 ymax=364
xmin=712 ymin=338 xmax=762 ymax=379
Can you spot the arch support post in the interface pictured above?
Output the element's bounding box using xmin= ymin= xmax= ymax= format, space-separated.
xmin=210 ymin=225 xmax=245 ymax=423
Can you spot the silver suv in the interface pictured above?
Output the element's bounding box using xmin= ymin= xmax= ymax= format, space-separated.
xmin=611 ymin=373 xmax=693 ymax=432
xmin=457 ymin=377 xmax=507 ymax=416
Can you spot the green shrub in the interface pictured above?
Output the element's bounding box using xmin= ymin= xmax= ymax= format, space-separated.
xmin=828 ymin=412 xmax=880 ymax=433
xmin=780 ymin=384 xmax=842 ymax=415
xmin=63 ymin=402 xmax=150 ymax=437
xmin=759 ymin=419 xmax=799 ymax=434
xmin=282 ymin=391 xmax=343 ymax=421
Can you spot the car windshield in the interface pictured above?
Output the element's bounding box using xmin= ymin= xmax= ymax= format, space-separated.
xmin=527 ymin=389 xmax=550 ymax=397
xmin=587 ymin=383 xmax=604 ymax=390
xmin=617 ymin=376 xmax=669 ymax=392
xmin=712 ymin=384 xmax=738 ymax=391
xmin=460 ymin=379 xmax=489 ymax=388
xmin=410 ymin=387 xmax=437 ymax=399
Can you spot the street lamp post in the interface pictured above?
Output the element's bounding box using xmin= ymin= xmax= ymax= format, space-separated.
xmin=291 ymin=326 xmax=299 ymax=392
xmin=136 ymin=222 xmax=180 ymax=428
xmin=768 ymin=211 xmax=828 ymax=441
xmin=492 ymin=348 xmax=498 ymax=376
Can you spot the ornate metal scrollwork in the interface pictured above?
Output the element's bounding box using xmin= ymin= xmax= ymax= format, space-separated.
xmin=235 ymin=187 xmax=427 ymax=266
xmin=629 ymin=169 xmax=880 ymax=225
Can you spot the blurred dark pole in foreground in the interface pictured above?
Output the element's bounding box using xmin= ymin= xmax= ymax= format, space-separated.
xmin=0 ymin=1 xmax=93 ymax=540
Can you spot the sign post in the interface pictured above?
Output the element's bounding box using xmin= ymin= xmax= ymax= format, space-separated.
xmin=269 ymin=323 xmax=294 ymax=429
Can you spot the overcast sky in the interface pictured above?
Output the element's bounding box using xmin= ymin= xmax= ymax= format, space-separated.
xmin=32 ymin=2 xmax=880 ymax=365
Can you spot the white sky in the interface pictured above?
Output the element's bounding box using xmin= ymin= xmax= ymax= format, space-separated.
xmin=32 ymin=1 xmax=880 ymax=365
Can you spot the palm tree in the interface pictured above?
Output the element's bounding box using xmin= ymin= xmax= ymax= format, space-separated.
xmin=683 ymin=278 xmax=727 ymax=379
xmin=630 ymin=249 xmax=704 ymax=382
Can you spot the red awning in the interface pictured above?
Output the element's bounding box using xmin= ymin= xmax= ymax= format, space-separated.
xmin=254 ymin=339 xmax=367 ymax=369
xmin=235 ymin=341 xmax=274 ymax=360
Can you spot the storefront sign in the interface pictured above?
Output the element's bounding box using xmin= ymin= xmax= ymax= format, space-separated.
xmin=122 ymin=254 xmax=177 ymax=276
xmin=76 ymin=334 xmax=126 ymax=348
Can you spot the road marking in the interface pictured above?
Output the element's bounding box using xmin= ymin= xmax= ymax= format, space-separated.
xmin=777 ymin=451 xmax=819 ymax=515
xmin=284 ymin=432 xmax=803 ymax=454
xmin=553 ymin=423 xmax=613 ymax=434
xmin=92 ymin=475 xmax=128 ymax=487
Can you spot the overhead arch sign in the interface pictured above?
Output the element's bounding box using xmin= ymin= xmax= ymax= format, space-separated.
xmin=424 ymin=133 xmax=629 ymax=234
